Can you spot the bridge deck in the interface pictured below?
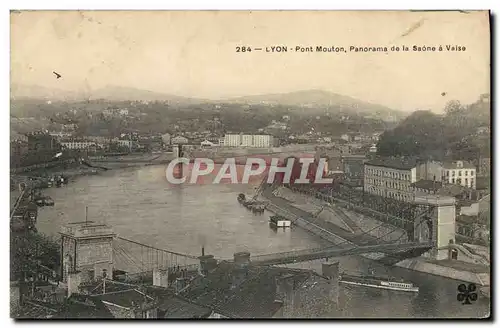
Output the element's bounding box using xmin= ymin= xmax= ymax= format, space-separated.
xmin=250 ymin=242 xmax=433 ymax=266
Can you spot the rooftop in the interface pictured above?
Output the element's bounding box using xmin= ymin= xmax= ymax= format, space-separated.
xmin=442 ymin=160 xmax=476 ymax=169
xmin=93 ymin=288 xmax=154 ymax=309
xmin=365 ymin=157 xmax=419 ymax=170
xmin=144 ymin=286 xmax=212 ymax=318
xmin=52 ymin=296 xmax=114 ymax=319
xmin=54 ymin=282 xmax=213 ymax=319
xmin=60 ymin=221 xmax=115 ymax=239
xmin=180 ymin=261 xmax=319 ymax=318
xmin=13 ymin=300 xmax=59 ymax=319
xmin=411 ymin=179 xmax=443 ymax=191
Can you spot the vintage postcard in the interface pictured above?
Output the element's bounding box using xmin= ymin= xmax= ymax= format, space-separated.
xmin=10 ymin=10 xmax=491 ymax=319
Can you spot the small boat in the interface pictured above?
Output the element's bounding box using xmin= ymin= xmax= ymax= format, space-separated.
xmin=34 ymin=195 xmax=54 ymax=207
xmin=269 ymin=215 xmax=291 ymax=228
xmin=237 ymin=193 xmax=246 ymax=204
xmin=43 ymin=197 xmax=54 ymax=206
xmin=339 ymin=272 xmax=419 ymax=293
xmin=252 ymin=204 xmax=265 ymax=213
xmin=243 ymin=200 xmax=255 ymax=208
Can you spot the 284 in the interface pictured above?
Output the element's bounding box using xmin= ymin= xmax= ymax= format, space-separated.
xmin=236 ymin=46 xmax=252 ymax=52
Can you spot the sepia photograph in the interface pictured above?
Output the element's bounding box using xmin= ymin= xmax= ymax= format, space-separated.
xmin=9 ymin=10 xmax=491 ymax=319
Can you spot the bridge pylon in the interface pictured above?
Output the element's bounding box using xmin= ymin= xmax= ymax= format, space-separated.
xmin=413 ymin=194 xmax=456 ymax=260
xmin=59 ymin=221 xmax=116 ymax=284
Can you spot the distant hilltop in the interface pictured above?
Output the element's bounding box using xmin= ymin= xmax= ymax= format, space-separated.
xmin=223 ymin=89 xmax=398 ymax=116
xmin=10 ymin=84 xmax=402 ymax=118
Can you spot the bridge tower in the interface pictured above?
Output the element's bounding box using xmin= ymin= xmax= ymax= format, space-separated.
xmin=59 ymin=221 xmax=116 ymax=283
xmin=414 ymin=195 xmax=456 ymax=260
xmin=172 ymin=144 xmax=185 ymax=179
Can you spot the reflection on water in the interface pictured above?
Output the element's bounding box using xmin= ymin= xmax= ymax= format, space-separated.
xmin=36 ymin=165 xmax=490 ymax=318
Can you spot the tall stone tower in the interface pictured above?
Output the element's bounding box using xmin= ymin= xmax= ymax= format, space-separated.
xmin=59 ymin=221 xmax=115 ymax=283
xmin=414 ymin=195 xmax=456 ymax=260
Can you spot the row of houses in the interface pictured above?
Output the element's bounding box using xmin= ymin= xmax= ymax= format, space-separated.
xmin=363 ymin=158 xmax=480 ymax=201
xmin=13 ymin=249 xmax=341 ymax=319
xmin=162 ymin=133 xmax=279 ymax=148
xmin=362 ymin=157 xmax=490 ymax=244
xmin=340 ymin=132 xmax=381 ymax=143
xmin=222 ymin=134 xmax=278 ymax=148
xmin=59 ymin=138 xmax=134 ymax=150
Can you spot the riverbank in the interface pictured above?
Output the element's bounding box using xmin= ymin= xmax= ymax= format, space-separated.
xmin=395 ymin=257 xmax=490 ymax=286
xmin=16 ymin=164 xmax=103 ymax=180
xmin=15 ymin=153 xmax=161 ymax=181
xmin=263 ymin=186 xmax=490 ymax=286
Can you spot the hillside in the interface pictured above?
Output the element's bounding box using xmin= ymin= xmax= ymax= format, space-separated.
xmin=224 ymin=89 xmax=401 ymax=117
xmin=10 ymin=84 xmax=207 ymax=104
xmin=87 ymin=86 xmax=209 ymax=104
xmin=10 ymin=84 xmax=403 ymax=119
xmin=10 ymin=84 xmax=81 ymax=101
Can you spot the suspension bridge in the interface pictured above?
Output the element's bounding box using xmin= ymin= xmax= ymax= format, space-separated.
xmin=11 ymin=158 xmax=453 ymax=280
xmin=107 ymin=178 xmax=441 ymax=274
xmin=111 ymin=236 xmax=201 ymax=282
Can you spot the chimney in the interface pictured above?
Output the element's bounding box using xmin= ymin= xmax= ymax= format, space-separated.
xmin=198 ymin=254 xmax=215 ymax=275
xmin=67 ymin=271 xmax=82 ymax=298
xmin=322 ymin=261 xmax=340 ymax=305
xmin=275 ymin=274 xmax=295 ymax=316
xmin=152 ymin=268 xmax=169 ymax=288
xmin=231 ymin=252 xmax=251 ymax=288
xmin=233 ymin=252 xmax=251 ymax=268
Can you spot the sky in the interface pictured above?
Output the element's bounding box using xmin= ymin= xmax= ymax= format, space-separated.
xmin=10 ymin=11 xmax=490 ymax=112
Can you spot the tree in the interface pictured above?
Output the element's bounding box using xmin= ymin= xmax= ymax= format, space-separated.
xmin=377 ymin=95 xmax=490 ymax=161
xmin=376 ymin=110 xmax=446 ymax=160
xmin=11 ymin=231 xmax=60 ymax=281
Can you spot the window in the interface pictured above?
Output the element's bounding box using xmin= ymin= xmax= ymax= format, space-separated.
xmin=471 ymin=171 xmax=474 ymax=176
xmin=471 ymin=178 xmax=474 ymax=186
xmin=458 ymin=171 xmax=462 ymax=176
xmin=452 ymin=171 xmax=455 ymax=177
xmin=465 ymin=171 xmax=469 ymax=176
xmin=452 ymin=178 xmax=455 ymax=183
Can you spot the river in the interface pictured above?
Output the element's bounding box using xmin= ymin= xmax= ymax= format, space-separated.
xmin=36 ymin=165 xmax=490 ymax=318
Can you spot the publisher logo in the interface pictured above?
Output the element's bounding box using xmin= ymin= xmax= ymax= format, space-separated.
xmin=165 ymin=156 xmax=333 ymax=186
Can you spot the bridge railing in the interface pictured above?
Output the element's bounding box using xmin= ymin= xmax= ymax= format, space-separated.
xmin=249 ymin=241 xmax=434 ymax=265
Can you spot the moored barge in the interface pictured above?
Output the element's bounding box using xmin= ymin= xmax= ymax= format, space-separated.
xmin=269 ymin=215 xmax=291 ymax=228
